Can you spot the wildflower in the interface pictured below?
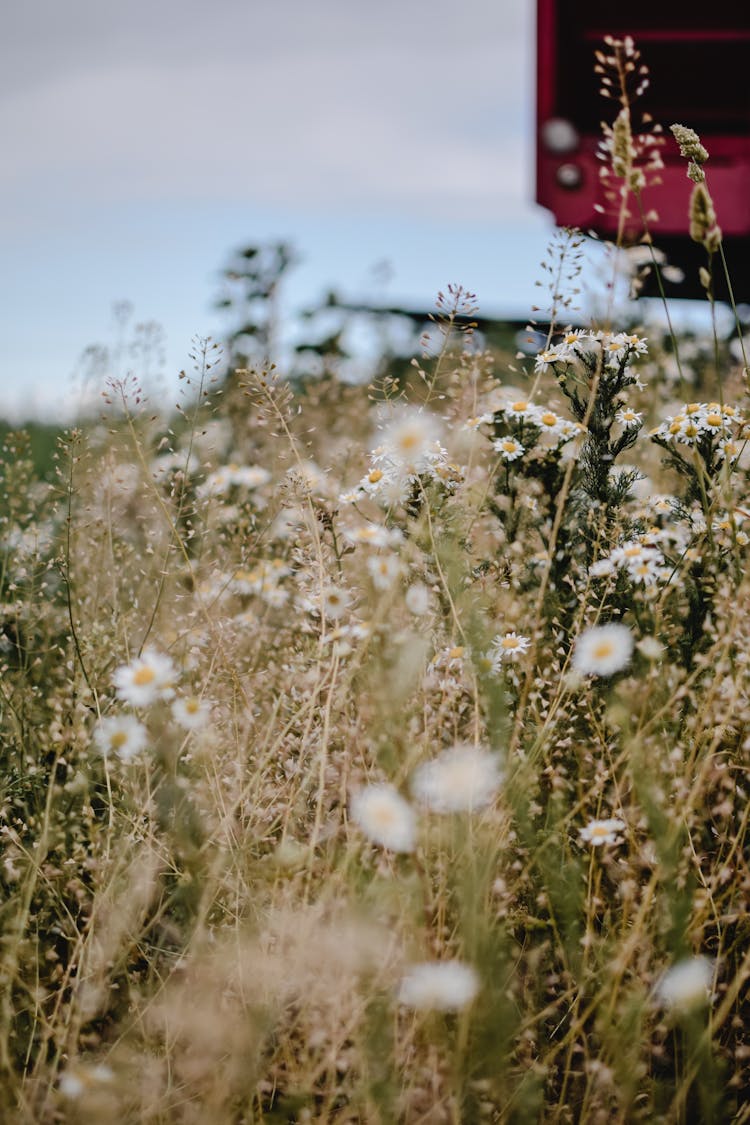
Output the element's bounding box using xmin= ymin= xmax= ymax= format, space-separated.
xmin=490 ymin=631 xmax=531 ymax=661
xmin=655 ymin=956 xmax=713 ymax=1011
xmin=172 ymin=695 xmax=211 ymax=731
xmin=367 ymin=554 xmax=403 ymax=591
xmin=93 ymin=714 xmax=148 ymax=763
xmin=579 ymin=817 xmax=625 ymax=846
xmin=320 ymin=585 xmax=350 ymax=620
xmin=589 ymin=557 xmax=616 ymax=579
xmin=535 ymin=348 xmax=560 ymax=373
xmin=343 ymin=524 xmax=402 ymax=548
xmin=380 ymin=406 xmax=441 ymax=474
xmin=572 ymin=624 xmax=633 ymax=677
xmin=398 ymin=960 xmax=479 ymax=1012
xmin=350 ymin=784 xmax=416 ymax=853
xmin=504 ymin=399 xmax=539 ymax=422
xmin=412 ymin=744 xmax=502 ymax=813
xmin=405 ymin=582 xmax=431 ymax=615
xmin=615 ymin=407 xmax=642 ymax=428
xmin=464 ymin=413 xmax=493 ymax=430
xmin=493 ymin=437 xmax=525 ymax=462
xmin=113 ymin=648 xmax=176 ymax=707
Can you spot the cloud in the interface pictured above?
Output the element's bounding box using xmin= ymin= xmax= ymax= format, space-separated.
xmin=1 ymin=0 xmax=532 ymax=221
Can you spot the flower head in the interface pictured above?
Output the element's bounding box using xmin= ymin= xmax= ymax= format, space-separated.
xmin=93 ymin=714 xmax=148 ymax=763
xmin=350 ymin=784 xmax=416 ymax=853
xmin=579 ymin=817 xmax=625 ymax=847
xmin=172 ymin=695 xmax=211 ymax=731
xmin=412 ymin=744 xmax=502 ymax=813
xmin=398 ymin=960 xmax=479 ymax=1012
xmin=655 ymin=956 xmax=714 ymax=1011
xmin=113 ymin=648 xmax=177 ymax=707
xmin=572 ymin=624 xmax=633 ymax=677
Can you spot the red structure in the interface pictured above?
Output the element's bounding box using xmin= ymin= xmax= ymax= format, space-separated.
xmin=536 ymin=0 xmax=750 ymax=296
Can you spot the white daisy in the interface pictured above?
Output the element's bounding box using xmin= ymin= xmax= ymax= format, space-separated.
xmin=320 ymin=585 xmax=350 ymax=621
xmin=655 ymin=956 xmax=714 ymax=1011
xmin=350 ymin=784 xmax=417 ymax=853
xmin=579 ymin=817 xmax=625 ymax=846
xmin=572 ymin=624 xmax=633 ymax=677
xmin=112 ymin=648 xmax=177 ymax=707
xmin=412 ymin=744 xmax=502 ymax=813
xmin=367 ymin=554 xmax=403 ymax=591
xmin=405 ymin=583 xmax=431 ymax=616
xmin=490 ymin=631 xmax=531 ymax=662
xmin=93 ymin=714 xmax=148 ymax=763
xmin=398 ymin=961 xmax=479 ymax=1012
xmin=172 ymin=695 xmax=211 ymax=731
xmin=493 ymin=437 xmax=525 ymax=462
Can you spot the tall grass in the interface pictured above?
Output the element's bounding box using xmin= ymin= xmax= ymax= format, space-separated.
xmin=1 ymin=40 xmax=749 ymax=1125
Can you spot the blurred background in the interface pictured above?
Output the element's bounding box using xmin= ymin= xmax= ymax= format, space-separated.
xmin=1 ymin=0 xmax=560 ymax=422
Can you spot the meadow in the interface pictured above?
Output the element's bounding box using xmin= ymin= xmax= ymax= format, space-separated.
xmin=1 ymin=39 xmax=749 ymax=1125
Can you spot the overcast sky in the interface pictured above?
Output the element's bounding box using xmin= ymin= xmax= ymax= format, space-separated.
xmin=2 ymin=0 xmax=555 ymax=420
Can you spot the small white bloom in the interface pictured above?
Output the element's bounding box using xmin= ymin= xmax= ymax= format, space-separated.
xmin=343 ymin=524 xmax=402 ymax=548
xmin=412 ymin=744 xmax=502 ymax=813
xmin=572 ymin=624 xmax=633 ymax=677
xmin=320 ymin=585 xmax=350 ymax=620
xmin=380 ymin=406 xmax=442 ymax=474
xmin=367 ymin=554 xmax=403 ymax=590
xmin=172 ymin=695 xmax=211 ymax=731
xmin=490 ymin=631 xmax=531 ymax=661
xmin=493 ymin=436 xmax=525 ymax=462
xmin=93 ymin=714 xmax=148 ymax=763
xmin=405 ymin=582 xmax=431 ymax=615
xmin=113 ymin=648 xmax=177 ymax=706
xmin=398 ymin=960 xmax=479 ymax=1012
xmin=655 ymin=956 xmax=714 ymax=1011
xmin=579 ymin=817 xmax=625 ymax=847
xmin=615 ymin=407 xmax=643 ymax=428
xmin=350 ymin=784 xmax=417 ymax=852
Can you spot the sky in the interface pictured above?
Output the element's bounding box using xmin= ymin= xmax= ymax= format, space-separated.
xmin=2 ymin=0 xmax=559 ymax=421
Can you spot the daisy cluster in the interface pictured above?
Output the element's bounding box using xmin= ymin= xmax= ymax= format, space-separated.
xmin=535 ymin=329 xmax=649 ymax=375
xmin=491 ymin=398 xmax=584 ymax=464
xmin=651 ymin=401 xmax=747 ymax=460
xmin=93 ymin=648 xmax=211 ymax=764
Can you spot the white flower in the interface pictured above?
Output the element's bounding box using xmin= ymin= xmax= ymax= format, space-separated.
xmin=93 ymin=714 xmax=148 ymax=763
xmin=412 ymin=744 xmax=502 ymax=813
xmin=615 ymin=407 xmax=643 ymax=428
xmin=398 ymin=961 xmax=479 ymax=1012
xmin=579 ymin=817 xmax=625 ymax=846
xmin=405 ymin=582 xmax=431 ymax=615
xmin=172 ymin=695 xmax=211 ymax=731
xmin=342 ymin=524 xmax=402 ymax=548
xmin=379 ymin=406 xmax=442 ymax=474
xmin=490 ymin=631 xmax=531 ymax=661
xmin=655 ymin=956 xmax=714 ymax=1011
xmin=493 ymin=436 xmax=525 ymax=462
xmin=112 ymin=648 xmax=177 ymax=706
xmin=350 ymin=784 xmax=417 ymax=852
xmin=320 ymin=585 xmax=350 ymax=620
xmin=572 ymin=624 xmax=633 ymax=677
xmin=367 ymin=554 xmax=403 ymax=590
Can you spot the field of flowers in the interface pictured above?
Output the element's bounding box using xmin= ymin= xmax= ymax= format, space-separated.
xmin=2 ymin=42 xmax=749 ymax=1125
